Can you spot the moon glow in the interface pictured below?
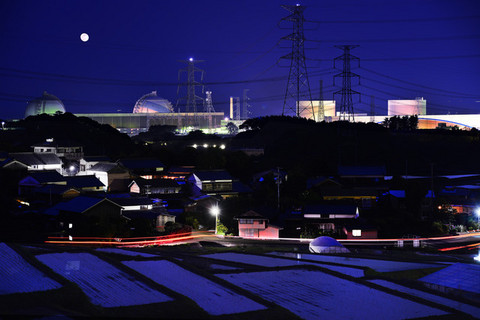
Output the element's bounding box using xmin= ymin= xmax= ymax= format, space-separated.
xmin=80 ymin=33 xmax=89 ymax=42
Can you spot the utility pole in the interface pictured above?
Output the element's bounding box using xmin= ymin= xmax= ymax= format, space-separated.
xmin=176 ymin=58 xmax=205 ymax=127
xmin=333 ymin=45 xmax=360 ymax=122
xmin=280 ymin=4 xmax=315 ymax=119
xmin=275 ymin=167 xmax=282 ymax=210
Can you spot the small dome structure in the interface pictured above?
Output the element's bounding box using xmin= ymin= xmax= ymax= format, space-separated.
xmin=309 ymin=236 xmax=350 ymax=254
xmin=133 ymin=91 xmax=173 ymax=114
xmin=25 ymin=91 xmax=66 ymax=118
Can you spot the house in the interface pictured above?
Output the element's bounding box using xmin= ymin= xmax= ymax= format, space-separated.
xmin=189 ymin=170 xmax=236 ymax=198
xmin=109 ymin=197 xmax=175 ymax=232
xmin=129 ymin=178 xmax=181 ymax=196
xmin=65 ymin=175 xmax=106 ymax=193
xmin=343 ymin=221 xmax=378 ymax=239
xmin=117 ymin=158 xmax=166 ymax=179
xmin=162 ymin=166 xmax=195 ymax=185
xmin=44 ymin=196 xmax=126 ymax=236
xmin=234 ymin=210 xmax=282 ymax=239
xmin=18 ymin=170 xmax=67 ymax=195
xmin=81 ymin=162 xmax=131 ymax=192
xmin=79 ymin=155 xmax=111 ymax=172
xmin=31 ymin=139 xmax=84 ymax=160
xmin=6 ymin=153 xmax=63 ymax=172
xmin=307 ymin=176 xmax=383 ymax=209
xmin=33 ymin=185 xmax=81 ymax=203
xmin=299 ymin=203 xmax=359 ymax=233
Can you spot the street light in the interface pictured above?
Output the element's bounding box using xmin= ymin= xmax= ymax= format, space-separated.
xmin=475 ymin=207 xmax=480 ymax=230
xmin=210 ymin=206 xmax=220 ymax=235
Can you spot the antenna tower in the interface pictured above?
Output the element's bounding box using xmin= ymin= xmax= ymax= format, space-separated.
xmin=176 ymin=58 xmax=205 ymax=126
xmin=280 ymin=4 xmax=315 ymax=119
xmin=333 ymin=45 xmax=360 ymax=121
xmin=242 ymin=89 xmax=251 ymax=119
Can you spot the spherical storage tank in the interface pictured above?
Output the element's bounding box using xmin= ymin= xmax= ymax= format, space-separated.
xmin=309 ymin=236 xmax=350 ymax=254
xmin=133 ymin=91 xmax=173 ymax=114
xmin=25 ymin=91 xmax=66 ymax=118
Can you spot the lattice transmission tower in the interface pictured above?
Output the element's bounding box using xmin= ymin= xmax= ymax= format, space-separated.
xmin=204 ymin=91 xmax=215 ymax=113
xmin=242 ymin=89 xmax=251 ymax=119
xmin=176 ymin=58 xmax=205 ymax=126
xmin=280 ymin=4 xmax=315 ymax=119
xmin=333 ymin=45 xmax=360 ymax=121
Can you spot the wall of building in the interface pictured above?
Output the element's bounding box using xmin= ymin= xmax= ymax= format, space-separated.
xmin=388 ymin=98 xmax=426 ymax=116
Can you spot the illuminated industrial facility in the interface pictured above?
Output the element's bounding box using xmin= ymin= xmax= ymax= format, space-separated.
xmin=301 ymin=97 xmax=480 ymax=130
xmin=24 ymin=91 xmax=225 ymax=136
xmin=23 ymin=90 xmax=480 ymax=134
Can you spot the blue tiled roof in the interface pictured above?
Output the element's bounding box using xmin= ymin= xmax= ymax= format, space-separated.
xmin=194 ymin=170 xmax=233 ymax=181
xmin=65 ymin=175 xmax=104 ymax=188
xmin=10 ymin=153 xmax=62 ymax=166
xmin=26 ymin=170 xmax=65 ymax=183
xmin=46 ymin=196 xmax=115 ymax=214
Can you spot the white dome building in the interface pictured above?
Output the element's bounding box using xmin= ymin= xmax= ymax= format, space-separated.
xmin=25 ymin=91 xmax=66 ymax=118
xmin=309 ymin=236 xmax=350 ymax=254
xmin=133 ymin=91 xmax=173 ymax=114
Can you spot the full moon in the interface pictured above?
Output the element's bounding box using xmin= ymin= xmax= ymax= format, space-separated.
xmin=80 ymin=33 xmax=89 ymax=42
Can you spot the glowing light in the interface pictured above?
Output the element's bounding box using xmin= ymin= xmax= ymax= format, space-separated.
xmin=189 ymin=57 xmax=193 ymax=62
xmin=475 ymin=251 xmax=480 ymax=262
xmin=193 ymin=144 xmax=197 ymax=148
xmin=203 ymin=143 xmax=208 ymax=148
xmin=224 ymin=117 xmax=229 ymax=121
xmin=220 ymin=144 xmax=225 ymax=149
xmin=69 ymin=165 xmax=75 ymax=171
xmin=80 ymin=33 xmax=89 ymax=42
xmin=210 ymin=206 xmax=220 ymax=235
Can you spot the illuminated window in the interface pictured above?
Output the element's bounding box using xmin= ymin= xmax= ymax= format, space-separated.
xmin=352 ymin=229 xmax=362 ymax=237
xmin=68 ymin=223 xmax=73 ymax=229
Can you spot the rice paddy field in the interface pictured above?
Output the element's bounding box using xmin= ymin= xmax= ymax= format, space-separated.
xmin=0 ymin=242 xmax=478 ymax=319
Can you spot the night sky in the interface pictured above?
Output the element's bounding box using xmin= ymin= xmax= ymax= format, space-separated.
xmin=1 ymin=0 xmax=479 ymax=120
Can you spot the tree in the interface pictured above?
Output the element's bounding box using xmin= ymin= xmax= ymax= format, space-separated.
xmin=226 ymin=122 xmax=238 ymax=135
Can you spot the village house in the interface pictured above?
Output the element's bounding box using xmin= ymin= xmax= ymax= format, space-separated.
xmin=234 ymin=210 xmax=281 ymax=239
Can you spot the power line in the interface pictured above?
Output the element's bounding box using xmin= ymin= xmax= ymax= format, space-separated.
xmin=307 ymin=34 xmax=480 ymax=44
xmin=306 ymin=15 xmax=480 ymax=24
xmin=0 ymin=67 xmax=288 ymax=86
xmin=360 ymin=67 xmax=479 ymax=97
xmin=361 ymin=76 xmax=479 ymax=99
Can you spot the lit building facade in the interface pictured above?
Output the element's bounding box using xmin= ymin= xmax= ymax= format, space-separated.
xmin=388 ymin=98 xmax=426 ymax=116
xmin=298 ymin=100 xmax=336 ymax=121
xmin=23 ymin=90 xmax=225 ymax=136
